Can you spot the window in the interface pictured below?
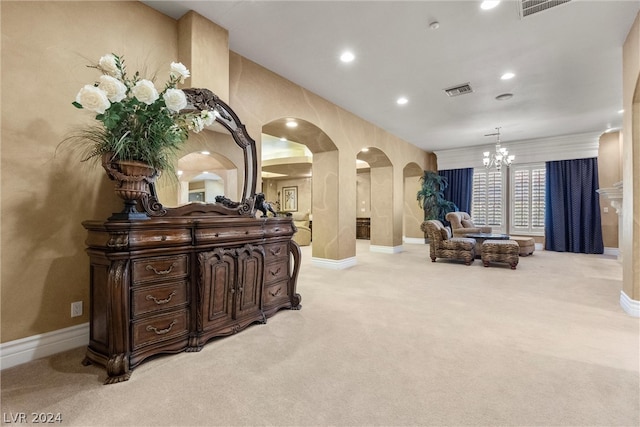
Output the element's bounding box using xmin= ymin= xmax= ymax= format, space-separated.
xmin=510 ymin=164 xmax=545 ymax=235
xmin=471 ymin=169 xmax=505 ymax=232
xmin=471 ymin=164 xmax=545 ymax=235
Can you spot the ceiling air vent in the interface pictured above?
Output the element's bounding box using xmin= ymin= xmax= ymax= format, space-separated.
xmin=444 ymin=83 xmax=473 ymax=97
xmin=519 ymin=0 xmax=571 ymax=18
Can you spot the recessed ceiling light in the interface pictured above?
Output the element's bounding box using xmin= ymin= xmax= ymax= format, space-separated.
xmin=501 ymin=72 xmax=515 ymax=80
xmin=177 ymin=170 xmax=183 ymax=176
xmin=201 ymin=150 xmax=210 ymax=155
xmin=361 ymin=147 xmax=370 ymax=152
xmin=286 ymin=119 xmax=298 ymax=128
xmin=480 ymin=1 xmax=500 ymax=10
xmin=280 ymin=137 xmax=287 ymax=141
xmin=340 ymin=51 xmax=355 ymax=63
xmin=495 ymin=93 xmax=513 ymax=101
xmin=396 ymin=97 xmax=408 ymax=105
xmin=429 ymin=21 xmax=440 ymax=30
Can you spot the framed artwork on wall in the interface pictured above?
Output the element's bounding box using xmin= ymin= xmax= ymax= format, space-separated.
xmin=282 ymin=186 xmax=298 ymax=212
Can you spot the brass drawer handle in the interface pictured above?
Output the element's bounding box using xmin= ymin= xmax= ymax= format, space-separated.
xmin=269 ymin=267 xmax=282 ymax=276
xmin=146 ymin=290 xmax=177 ymax=305
xmin=146 ymin=320 xmax=177 ymax=335
xmin=145 ymin=261 xmax=177 ymax=275
xmin=269 ymin=287 xmax=282 ymax=297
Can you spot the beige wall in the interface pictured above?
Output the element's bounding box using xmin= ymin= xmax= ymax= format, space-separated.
xmin=228 ymin=52 xmax=431 ymax=260
xmin=0 ymin=1 xmax=432 ymax=343
xmin=1 ymin=1 xmax=180 ymax=342
xmin=622 ymin=12 xmax=640 ymax=301
xmin=598 ymin=132 xmax=622 ymax=248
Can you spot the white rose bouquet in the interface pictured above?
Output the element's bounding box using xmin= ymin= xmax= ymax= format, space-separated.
xmin=71 ymin=53 xmax=213 ymax=173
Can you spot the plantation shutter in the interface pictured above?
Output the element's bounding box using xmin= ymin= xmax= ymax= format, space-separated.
xmin=510 ymin=164 xmax=545 ymax=234
xmin=471 ymin=169 xmax=503 ymax=230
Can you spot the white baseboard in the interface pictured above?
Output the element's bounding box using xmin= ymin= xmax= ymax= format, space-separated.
xmin=403 ymin=237 xmax=426 ymax=245
xmin=620 ymin=291 xmax=640 ymax=317
xmin=0 ymin=323 xmax=90 ymax=370
xmin=370 ymin=245 xmax=404 ymax=254
xmin=312 ymin=256 xmax=357 ymax=270
xmin=603 ymin=247 xmax=620 ymax=257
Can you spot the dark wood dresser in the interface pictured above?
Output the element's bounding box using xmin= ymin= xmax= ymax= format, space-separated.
xmin=81 ymin=89 xmax=302 ymax=384
xmin=82 ymin=215 xmax=301 ymax=384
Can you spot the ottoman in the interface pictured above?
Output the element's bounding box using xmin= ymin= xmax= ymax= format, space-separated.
xmin=510 ymin=236 xmax=535 ymax=256
xmin=481 ymin=239 xmax=519 ymax=269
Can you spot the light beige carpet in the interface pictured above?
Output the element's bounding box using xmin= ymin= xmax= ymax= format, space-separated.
xmin=2 ymin=241 xmax=638 ymax=426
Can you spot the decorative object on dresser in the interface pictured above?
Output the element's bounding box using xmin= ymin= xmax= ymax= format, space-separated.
xmin=255 ymin=192 xmax=278 ymax=217
xmin=66 ymin=54 xmax=216 ymax=220
xmin=80 ymin=85 xmax=302 ymax=384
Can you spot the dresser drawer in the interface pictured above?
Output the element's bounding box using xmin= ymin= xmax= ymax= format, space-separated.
xmin=264 ymin=242 xmax=289 ymax=261
xmin=264 ymin=260 xmax=289 ymax=284
xmin=264 ymin=221 xmax=294 ymax=238
xmin=132 ymin=255 xmax=189 ymax=285
xmin=131 ymin=281 xmax=189 ymax=317
xmin=128 ymin=228 xmax=192 ymax=248
xmin=263 ymin=280 xmax=290 ymax=307
xmin=196 ymin=224 xmax=264 ymax=244
xmin=132 ymin=309 xmax=189 ymax=350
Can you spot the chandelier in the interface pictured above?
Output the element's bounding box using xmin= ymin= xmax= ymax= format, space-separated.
xmin=482 ymin=127 xmax=514 ymax=170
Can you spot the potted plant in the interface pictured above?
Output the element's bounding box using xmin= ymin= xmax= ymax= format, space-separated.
xmin=67 ymin=53 xmax=214 ymax=219
xmin=416 ymin=170 xmax=458 ymax=241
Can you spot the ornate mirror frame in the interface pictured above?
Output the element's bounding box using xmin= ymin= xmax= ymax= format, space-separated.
xmin=141 ymin=88 xmax=258 ymax=217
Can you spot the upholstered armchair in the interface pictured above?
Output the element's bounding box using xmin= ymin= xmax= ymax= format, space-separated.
xmin=291 ymin=212 xmax=311 ymax=246
xmin=445 ymin=212 xmax=492 ymax=237
xmin=421 ymin=220 xmax=476 ymax=265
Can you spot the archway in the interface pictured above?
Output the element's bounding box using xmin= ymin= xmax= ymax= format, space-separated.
xmin=356 ymin=147 xmax=396 ymax=253
xmin=403 ymin=162 xmax=425 ymax=244
xmin=262 ymin=118 xmax=341 ymax=264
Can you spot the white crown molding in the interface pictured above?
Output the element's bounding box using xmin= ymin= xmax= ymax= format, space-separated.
xmin=620 ymin=291 xmax=640 ymax=317
xmin=435 ymin=131 xmax=602 ymax=170
xmin=369 ymin=245 xmax=404 ymax=254
xmin=0 ymin=323 xmax=89 ymax=370
xmin=312 ymin=256 xmax=357 ymax=270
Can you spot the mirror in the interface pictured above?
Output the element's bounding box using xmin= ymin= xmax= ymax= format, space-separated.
xmin=142 ymin=89 xmax=259 ymax=217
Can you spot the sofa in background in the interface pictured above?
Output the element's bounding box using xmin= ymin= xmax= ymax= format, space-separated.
xmin=291 ymin=212 xmax=311 ymax=246
xmin=445 ymin=212 xmax=492 ymax=237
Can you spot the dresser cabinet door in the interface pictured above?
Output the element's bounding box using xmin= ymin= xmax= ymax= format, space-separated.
xmin=234 ymin=245 xmax=264 ymax=320
xmin=198 ymin=249 xmax=235 ymax=332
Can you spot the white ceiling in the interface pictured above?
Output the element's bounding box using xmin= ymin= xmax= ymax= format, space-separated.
xmin=142 ymin=0 xmax=639 ymax=152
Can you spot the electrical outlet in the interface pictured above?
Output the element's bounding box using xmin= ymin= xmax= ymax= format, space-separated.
xmin=71 ymin=301 xmax=83 ymax=317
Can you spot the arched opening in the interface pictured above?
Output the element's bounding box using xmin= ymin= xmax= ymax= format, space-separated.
xmin=356 ymin=147 xmax=396 ymax=253
xmin=403 ymin=162 xmax=425 ymax=244
xmin=261 ymin=118 xmax=340 ymax=262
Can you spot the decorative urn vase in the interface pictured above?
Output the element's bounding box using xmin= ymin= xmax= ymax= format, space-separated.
xmin=102 ymin=153 xmax=159 ymax=220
